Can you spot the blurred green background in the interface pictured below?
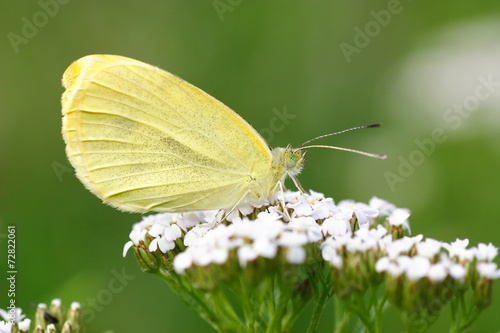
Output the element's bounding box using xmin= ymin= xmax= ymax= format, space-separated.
xmin=1 ymin=0 xmax=500 ymax=331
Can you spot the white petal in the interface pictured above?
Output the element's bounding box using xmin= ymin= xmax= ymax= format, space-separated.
xmin=279 ymin=232 xmax=308 ymax=247
xmin=388 ymin=208 xmax=411 ymax=226
xmin=173 ymin=252 xmax=192 ymax=274
xmin=164 ymin=224 xmax=182 ymax=241
xmin=148 ymin=238 xmax=159 ymax=252
xmin=428 ymin=264 xmax=447 ymax=282
xmin=355 ymin=209 xmax=369 ymax=228
xmin=375 ymin=257 xmax=391 ymax=272
xmin=18 ymin=318 xmax=31 ymax=331
xmin=122 ymin=241 xmax=134 ymax=257
xmin=148 ymin=224 xmax=165 ymax=237
xmin=287 ymin=246 xmax=306 ymax=264
xmin=449 ymin=264 xmax=466 ymax=281
xmin=322 ymin=246 xmax=342 ymax=268
xmin=254 ymin=238 xmax=277 ymax=258
xmin=416 ymin=238 xmax=442 ymax=258
xmin=211 ymin=248 xmax=229 ymax=264
xmin=404 ymin=256 xmax=430 ymax=281
xmin=477 ymin=262 xmax=500 ymax=279
xmin=475 ymin=243 xmax=498 ymax=261
xmin=129 ymin=228 xmax=146 ymax=244
xmin=322 ymin=217 xmax=351 ymax=237
xmin=157 ymin=237 xmax=175 ymax=253
xmin=443 ymin=238 xmax=469 ymax=257
xmin=238 ymin=245 xmax=258 ymax=267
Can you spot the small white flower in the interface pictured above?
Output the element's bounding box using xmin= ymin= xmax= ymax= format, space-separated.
xmin=322 ymin=208 xmax=352 ymax=237
xmin=427 ymin=263 xmax=448 ymax=282
xmin=476 ymin=262 xmax=500 ymax=279
xmin=237 ymin=245 xmax=259 ymax=267
xmin=287 ymin=246 xmax=306 ymax=264
xmin=377 ymin=234 xmax=393 ymax=252
xmin=355 ymin=225 xmax=388 ymax=245
xmin=375 ymin=257 xmax=391 ymax=272
xmin=287 ymin=199 xmax=313 ymax=216
xmin=210 ymin=248 xmax=229 ymax=264
xmin=416 ymin=238 xmax=442 ymax=259
xmin=226 ymin=202 xmax=255 ymax=221
xmin=404 ymin=256 xmax=431 ymax=281
xmin=279 ymin=231 xmax=308 ymax=247
xmin=253 ymin=237 xmax=278 ymax=259
xmin=385 ymin=237 xmax=416 ymax=259
xmin=149 ymin=236 xmax=174 ymax=253
xmin=51 ymin=299 xmax=61 ymax=307
xmin=0 ymin=307 xmax=25 ymax=322
xmin=288 ymin=216 xmax=323 ymax=242
xmin=387 ymin=208 xmax=411 ymax=230
xmin=174 ymin=252 xmax=193 ymax=274
xmin=256 ymin=211 xmax=282 ymax=224
xmin=474 ymin=243 xmax=498 ymax=262
xmin=177 ymin=212 xmax=203 ymax=230
xmin=370 ymin=225 xmax=390 ymax=239
xmin=129 ymin=226 xmax=147 ymax=245
xmin=449 ymin=264 xmax=466 ymax=281
xmin=0 ymin=321 xmax=12 ymax=333
xmin=148 ymin=223 xmax=182 ymax=253
xmin=369 ymin=196 xmax=396 ymax=216
xmin=347 ymin=233 xmax=377 ymax=252
xmin=18 ymin=318 xmax=31 ymax=331
xmin=283 ymin=190 xmax=302 ymax=203
xmin=184 ymin=220 xmax=217 ymax=246
xmin=443 ymin=239 xmax=469 ymax=257
xmin=443 ymin=239 xmax=476 ymax=262
xmin=311 ymin=197 xmax=336 ymax=220
xmin=308 ymin=190 xmax=326 ymax=201
xmin=375 ymin=257 xmax=404 ymax=276
xmin=339 ymin=200 xmax=379 ymax=228
xmin=321 ymin=243 xmax=343 ymax=268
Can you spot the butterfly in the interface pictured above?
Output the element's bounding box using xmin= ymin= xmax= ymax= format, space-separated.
xmin=61 ymin=55 xmax=385 ymax=213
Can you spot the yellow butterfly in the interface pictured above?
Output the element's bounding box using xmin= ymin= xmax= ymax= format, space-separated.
xmin=61 ymin=55 xmax=384 ymax=213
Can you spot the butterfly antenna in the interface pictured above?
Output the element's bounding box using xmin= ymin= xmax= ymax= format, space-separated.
xmin=297 ymin=123 xmax=382 ymax=147
xmin=298 ymin=123 xmax=386 ymax=159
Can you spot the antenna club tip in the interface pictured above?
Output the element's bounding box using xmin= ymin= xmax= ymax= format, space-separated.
xmin=367 ymin=123 xmax=382 ymax=128
xmin=377 ymin=154 xmax=388 ymax=160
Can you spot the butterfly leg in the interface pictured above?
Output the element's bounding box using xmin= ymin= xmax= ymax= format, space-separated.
xmin=290 ymin=174 xmax=306 ymax=193
xmin=277 ymin=181 xmax=292 ymax=222
xmin=223 ymin=189 xmax=254 ymax=222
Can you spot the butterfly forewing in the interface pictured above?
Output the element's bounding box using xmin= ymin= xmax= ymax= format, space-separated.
xmin=62 ymin=55 xmax=273 ymax=212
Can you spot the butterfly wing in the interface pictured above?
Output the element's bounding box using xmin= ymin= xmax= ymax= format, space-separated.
xmin=62 ymin=55 xmax=273 ymax=212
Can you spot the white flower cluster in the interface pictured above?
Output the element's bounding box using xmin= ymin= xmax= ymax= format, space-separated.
xmin=0 ymin=308 xmax=30 ymax=333
xmin=0 ymin=301 xmax=81 ymax=333
xmin=123 ymin=191 xmax=500 ymax=332
xmin=376 ymin=238 xmax=500 ymax=281
xmin=123 ymin=191 xmax=424 ymax=274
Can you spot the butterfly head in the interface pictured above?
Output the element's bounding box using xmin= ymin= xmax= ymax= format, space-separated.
xmin=283 ymin=146 xmax=306 ymax=177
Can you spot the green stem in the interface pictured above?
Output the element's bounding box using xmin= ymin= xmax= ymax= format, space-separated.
xmin=333 ymin=296 xmax=351 ymax=333
xmin=373 ymin=292 xmax=387 ymax=333
xmin=235 ymin=273 xmax=259 ymax=332
xmin=156 ymin=270 xmax=241 ymax=332
xmin=306 ymin=288 xmax=329 ymax=333
xmin=345 ymin=293 xmax=375 ymax=333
